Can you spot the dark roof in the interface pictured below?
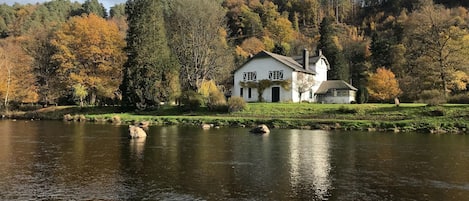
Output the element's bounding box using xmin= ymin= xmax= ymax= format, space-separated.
xmin=315 ymin=80 xmax=358 ymax=94
xmin=293 ymin=55 xmax=330 ymax=70
xmin=235 ymin=50 xmax=315 ymax=74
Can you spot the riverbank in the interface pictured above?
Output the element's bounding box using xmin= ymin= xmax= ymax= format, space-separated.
xmin=2 ymin=103 xmax=469 ymax=133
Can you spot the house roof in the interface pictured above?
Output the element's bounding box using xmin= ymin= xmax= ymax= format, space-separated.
xmin=293 ymin=55 xmax=330 ymax=70
xmin=235 ymin=50 xmax=316 ymax=75
xmin=315 ymin=80 xmax=358 ymax=94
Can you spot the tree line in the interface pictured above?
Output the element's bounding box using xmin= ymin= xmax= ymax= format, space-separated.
xmin=0 ymin=0 xmax=469 ymax=110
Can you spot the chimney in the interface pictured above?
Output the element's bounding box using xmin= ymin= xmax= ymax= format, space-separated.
xmin=318 ymin=49 xmax=322 ymax=56
xmin=303 ymin=48 xmax=309 ymax=70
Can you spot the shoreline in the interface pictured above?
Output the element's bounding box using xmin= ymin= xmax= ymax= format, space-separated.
xmin=1 ymin=103 xmax=468 ymax=134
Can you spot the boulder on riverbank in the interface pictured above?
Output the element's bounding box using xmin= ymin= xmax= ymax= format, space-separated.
xmin=250 ymin=124 xmax=270 ymax=134
xmin=128 ymin=125 xmax=147 ymax=139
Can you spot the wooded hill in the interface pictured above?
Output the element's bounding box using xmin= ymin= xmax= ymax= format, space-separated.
xmin=0 ymin=0 xmax=469 ymax=109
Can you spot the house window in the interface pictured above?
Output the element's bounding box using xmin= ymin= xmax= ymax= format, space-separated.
xmin=332 ymin=89 xmax=337 ymax=97
xmin=243 ymin=72 xmax=257 ymax=81
xmin=268 ymin=70 xmax=284 ymax=80
xmin=248 ymin=88 xmax=252 ymax=98
xmin=240 ymin=88 xmax=244 ymax=97
xmin=309 ymin=89 xmax=313 ymax=99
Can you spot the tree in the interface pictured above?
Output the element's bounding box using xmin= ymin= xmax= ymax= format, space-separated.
xmin=73 ymin=83 xmax=88 ymax=107
xmin=82 ymin=0 xmax=107 ymax=18
xmin=121 ymin=0 xmax=180 ymax=110
xmin=165 ymin=0 xmax=234 ymax=91
xmin=0 ymin=37 xmax=37 ymax=108
xmin=405 ymin=2 xmax=469 ymax=98
xmin=24 ymin=27 xmax=64 ymax=105
xmin=295 ymin=72 xmax=315 ymax=102
xmin=51 ymin=13 xmax=126 ymax=105
xmin=317 ymin=16 xmax=348 ymax=81
xmin=367 ymin=67 xmax=401 ymax=102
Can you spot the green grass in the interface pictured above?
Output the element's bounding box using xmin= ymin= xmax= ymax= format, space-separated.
xmin=3 ymin=103 xmax=469 ymax=133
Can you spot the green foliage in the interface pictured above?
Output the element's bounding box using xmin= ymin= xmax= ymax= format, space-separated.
xmin=419 ymin=90 xmax=446 ymax=106
xmin=448 ymin=93 xmax=469 ymax=104
xmin=207 ymin=91 xmax=227 ymax=112
xmin=227 ymin=96 xmax=247 ymax=113
xmin=317 ymin=17 xmax=349 ymax=81
xmin=73 ymin=84 xmax=88 ymax=107
xmin=121 ymin=0 xmax=177 ymax=110
xmin=179 ymin=90 xmax=203 ymax=112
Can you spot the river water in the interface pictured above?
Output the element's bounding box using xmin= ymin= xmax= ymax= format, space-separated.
xmin=0 ymin=120 xmax=468 ymax=200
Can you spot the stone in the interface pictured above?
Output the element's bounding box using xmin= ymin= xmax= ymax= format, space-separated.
xmin=250 ymin=124 xmax=270 ymax=134
xmin=201 ymin=124 xmax=211 ymax=130
xmin=128 ymin=125 xmax=147 ymax=139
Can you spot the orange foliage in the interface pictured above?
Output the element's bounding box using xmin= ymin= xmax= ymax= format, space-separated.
xmin=51 ymin=13 xmax=126 ymax=99
xmin=367 ymin=67 xmax=401 ymax=102
xmin=0 ymin=37 xmax=38 ymax=104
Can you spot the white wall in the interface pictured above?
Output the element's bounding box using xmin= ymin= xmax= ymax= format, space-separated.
xmin=319 ymin=91 xmax=356 ymax=104
xmin=234 ymin=55 xmax=329 ymax=103
xmin=234 ymin=57 xmax=294 ymax=102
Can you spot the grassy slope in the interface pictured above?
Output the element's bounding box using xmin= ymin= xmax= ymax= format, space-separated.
xmin=5 ymin=103 xmax=469 ymax=133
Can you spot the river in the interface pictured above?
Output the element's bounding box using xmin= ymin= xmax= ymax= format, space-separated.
xmin=0 ymin=120 xmax=468 ymax=200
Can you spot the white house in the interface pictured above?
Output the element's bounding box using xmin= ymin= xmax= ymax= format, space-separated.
xmin=233 ymin=49 xmax=357 ymax=103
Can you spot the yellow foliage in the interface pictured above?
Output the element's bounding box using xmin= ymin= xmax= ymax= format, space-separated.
xmin=240 ymin=37 xmax=265 ymax=56
xmin=367 ymin=67 xmax=401 ymax=101
xmin=51 ymin=13 xmax=126 ymax=98
xmin=198 ymin=80 xmax=220 ymax=98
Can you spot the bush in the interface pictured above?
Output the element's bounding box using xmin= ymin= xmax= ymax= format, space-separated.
xmin=227 ymin=96 xmax=247 ymax=113
xmin=179 ymin=90 xmax=204 ymax=112
xmin=448 ymin=93 xmax=469 ymax=104
xmin=419 ymin=90 xmax=446 ymax=106
xmin=337 ymin=106 xmax=359 ymax=114
xmin=207 ymin=91 xmax=228 ymax=112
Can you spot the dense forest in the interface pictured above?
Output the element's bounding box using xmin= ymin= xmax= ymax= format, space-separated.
xmin=1 ymin=0 xmax=469 ymax=109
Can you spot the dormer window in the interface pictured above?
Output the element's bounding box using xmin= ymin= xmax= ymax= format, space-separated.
xmin=269 ymin=70 xmax=284 ymax=80
xmin=243 ymin=72 xmax=257 ymax=81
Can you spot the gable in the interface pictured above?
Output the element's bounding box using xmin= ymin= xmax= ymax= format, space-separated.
xmin=234 ymin=51 xmax=316 ymax=75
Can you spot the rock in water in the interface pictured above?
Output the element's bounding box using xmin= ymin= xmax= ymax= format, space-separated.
xmin=128 ymin=125 xmax=147 ymax=139
xmin=250 ymin=124 xmax=270 ymax=134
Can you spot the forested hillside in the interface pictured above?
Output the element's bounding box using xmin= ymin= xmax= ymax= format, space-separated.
xmin=0 ymin=0 xmax=468 ymax=109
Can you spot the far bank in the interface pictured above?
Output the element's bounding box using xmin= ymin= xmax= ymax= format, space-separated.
xmin=2 ymin=103 xmax=468 ymax=134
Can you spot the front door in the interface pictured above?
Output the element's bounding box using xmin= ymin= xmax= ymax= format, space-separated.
xmin=272 ymin=87 xmax=280 ymax=102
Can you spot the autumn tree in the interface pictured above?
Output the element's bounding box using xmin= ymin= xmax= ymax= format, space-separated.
xmin=51 ymin=13 xmax=126 ymax=105
xmin=367 ymin=67 xmax=401 ymax=102
xmin=165 ymin=0 xmax=234 ymax=91
xmin=405 ymin=2 xmax=469 ymax=98
xmin=121 ymin=0 xmax=180 ymax=110
xmin=0 ymin=38 xmax=37 ymax=108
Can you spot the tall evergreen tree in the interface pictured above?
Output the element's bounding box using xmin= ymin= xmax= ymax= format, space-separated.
xmin=121 ymin=0 xmax=180 ymax=110
xmin=82 ymin=0 xmax=107 ymax=18
xmin=317 ymin=17 xmax=348 ymax=81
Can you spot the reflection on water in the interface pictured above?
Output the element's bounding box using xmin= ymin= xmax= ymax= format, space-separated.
xmin=0 ymin=120 xmax=469 ymax=200
xmin=289 ymin=130 xmax=331 ymax=200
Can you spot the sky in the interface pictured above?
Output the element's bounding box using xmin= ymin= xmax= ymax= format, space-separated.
xmin=0 ymin=0 xmax=127 ymax=10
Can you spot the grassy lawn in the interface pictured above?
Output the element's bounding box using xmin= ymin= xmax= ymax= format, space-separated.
xmin=4 ymin=103 xmax=469 ymax=133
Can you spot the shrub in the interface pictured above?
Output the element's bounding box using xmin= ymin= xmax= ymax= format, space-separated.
xmin=207 ymin=91 xmax=227 ymax=112
xmin=227 ymin=96 xmax=247 ymax=112
xmin=448 ymin=93 xmax=469 ymax=104
xmin=179 ymin=90 xmax=204 ymax=112
xmin=337 ymin=106 xmax=358 ymax=114
xmin=419 ymin=90 xmax=446 ymax=106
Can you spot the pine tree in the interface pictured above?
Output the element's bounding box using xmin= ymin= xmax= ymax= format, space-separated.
xmin=121 ymin=0 xmax=180 ymax=110
xmin=317 ymin=17 xmax=349 ymax=81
